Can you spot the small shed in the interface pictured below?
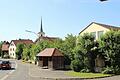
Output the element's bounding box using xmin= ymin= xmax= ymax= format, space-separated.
xmin=36 ymin=48 xmax=64 ymax=70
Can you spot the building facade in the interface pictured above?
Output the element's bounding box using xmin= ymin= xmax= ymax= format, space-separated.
xmin=9 ymin=39 xmax=33 ymax=59
xmin=79 ymin=22 xmax=120 ymax=72
xmin=79 ymin=22 xmax=120 ymax=40
xmin=1 ymin=41 xmax=10 ymax=58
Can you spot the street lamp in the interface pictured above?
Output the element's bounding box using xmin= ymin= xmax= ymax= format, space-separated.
xmin=25 ymin=30 xmax=41 ymax=43
xmin=25 ymin=30 xmax=38 ymax=37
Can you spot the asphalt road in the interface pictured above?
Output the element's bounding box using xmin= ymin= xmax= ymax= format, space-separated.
xmin=1 ymin=61 xmax=48 ymax=80
xmin=1 ymin=59 xmax=120 ymax=80
xmin=0 ymin=59 xmax=16 ymax=80
xmin=0 ymin=60 xmax=49 ymax=80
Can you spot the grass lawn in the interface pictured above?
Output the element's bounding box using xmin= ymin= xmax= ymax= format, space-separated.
xmin=66 ymin=71 xmax=112 ymax=78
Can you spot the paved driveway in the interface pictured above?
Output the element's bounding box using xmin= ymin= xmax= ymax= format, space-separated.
xmin=28 ymin=64 xmax=81 ymax=80
xmin=29 ymin=63 xmax=120 ymax=80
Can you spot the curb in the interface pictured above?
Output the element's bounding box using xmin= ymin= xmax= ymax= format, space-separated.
xmin=29 ymin=73 xmax=113 ymax=80
xmin=33 ymin=76 xmax=84 ymax=80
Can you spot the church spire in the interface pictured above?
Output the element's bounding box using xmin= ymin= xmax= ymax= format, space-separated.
xmin=38 ymin=17 xmax=45 ymax=37
xmin=40 ymin=17 xmax=43 ymax=32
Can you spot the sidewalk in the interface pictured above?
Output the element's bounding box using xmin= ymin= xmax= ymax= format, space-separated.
xmin=28 ymin=63 xmax=83 ymax=80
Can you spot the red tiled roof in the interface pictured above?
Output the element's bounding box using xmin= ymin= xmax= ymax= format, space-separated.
xmin=35 ymin=36 xmax=58 ymax=43
xmin=36 ymin=48 xmax=64 ymax=57
xmin=2 ymin=42 xmax=9 ymax=51
xmin=11 ymin=39 xmax=33 ymax=46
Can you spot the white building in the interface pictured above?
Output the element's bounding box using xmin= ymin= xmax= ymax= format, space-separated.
xmin=9 ymin=39 xmax=33 ymax=59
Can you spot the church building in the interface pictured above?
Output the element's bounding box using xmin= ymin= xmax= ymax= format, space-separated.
xmin=35 ymin=18 xmax=58 ymax=44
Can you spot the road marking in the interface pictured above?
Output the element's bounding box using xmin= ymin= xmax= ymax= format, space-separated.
xmin=0 ymin=60 xmax=17 ymax=80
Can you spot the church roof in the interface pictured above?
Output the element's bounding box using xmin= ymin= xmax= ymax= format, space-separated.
xmin=35 ymin=36 xmax=58 ymax=43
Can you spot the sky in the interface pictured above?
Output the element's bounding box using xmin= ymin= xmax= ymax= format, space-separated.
xmin=0 ymin=0 xmax=120 ymax=42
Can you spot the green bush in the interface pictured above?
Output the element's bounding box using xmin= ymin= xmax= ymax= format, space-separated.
xmin=102 ymin=67 xmax=114 ymax=74
xmin=80 ymin=68 xmax=90 ymax=73
xmin=4 ymin=55 xmax=10 ymax=59
xmin=71 ymin=60 xmax=83 ymax=72
xmin=102 ymin=66 xmax=120 ymax=74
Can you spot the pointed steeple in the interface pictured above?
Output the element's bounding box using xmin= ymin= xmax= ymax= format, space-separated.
xmin=40 ymin=17 xmax=43 ymax=32
xmin=38 ymin=17 xmax=45 ymax=37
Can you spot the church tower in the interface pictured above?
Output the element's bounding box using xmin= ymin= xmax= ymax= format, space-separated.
xmin=38 ymin=17 xmax=45 ymax=37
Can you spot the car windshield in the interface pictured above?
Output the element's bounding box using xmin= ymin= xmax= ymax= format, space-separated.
xmin=0 ymin=60 xmax=2 ymax=63
xmin=2 ymin=61 xmax=10 ymax=64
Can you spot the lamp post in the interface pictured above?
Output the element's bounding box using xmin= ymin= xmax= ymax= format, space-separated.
xmin=25 ymin=30 xmax=38 ymax=37
xmin=25 ymin=30 xmax=41 ymax=43
xmin=25 ymin=30 xmax=39 ymax=65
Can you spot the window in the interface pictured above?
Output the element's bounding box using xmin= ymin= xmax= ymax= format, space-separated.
xmin=98 ymin=31 xmax=103 ymax=39
xmin=10 ymin=48 xmax=12 ymax=51
xmin=91 ymin=32 xmax=96 ymax=39
xmin=13 ymin=48 xmax=14 ymax=51
xmin=10 ymin=43 xmax=14 ymax=46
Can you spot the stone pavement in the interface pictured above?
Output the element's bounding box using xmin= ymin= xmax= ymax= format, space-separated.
xmin=27 ymin=63 xmax=120 ymax=80
xmin=28 ymin=63 xmax=83 ymax=80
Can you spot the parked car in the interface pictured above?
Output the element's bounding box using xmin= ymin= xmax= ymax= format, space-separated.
xmin=0 ymin=60 xmax=2 ymax=69
xmin=1 ymin=61 xmax=11 ymax=70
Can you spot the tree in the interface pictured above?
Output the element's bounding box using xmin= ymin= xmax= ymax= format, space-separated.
xmin=74 ymin=33 xmax=96 ymax=72
xmin=30 ymin=43 xmax=42 ymax=61
xmin=0 ymin=41 xmax=3 ymax=57
xmin=99 ymin=30 xmax=120 ymax=74
xmin=61 ymin=34 xmax=77 ymax=65
xmin=16 ymin=43 xmax=25 ymax=60
xmin=30 ymin=40 xmax=55 ymax=61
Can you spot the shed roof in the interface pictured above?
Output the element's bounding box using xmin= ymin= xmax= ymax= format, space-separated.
xmin=36 ymin=48 xmax=63 ymax=57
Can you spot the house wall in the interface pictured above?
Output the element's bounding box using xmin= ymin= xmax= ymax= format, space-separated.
xmin=53 ymin=56 xmax=64 ymax=69
xmin=9 ymin=41 xmax=16 ymax=59
xmin=38 ymin=60 xmax=43 ymax=67
xmin=80 ymin=23 xmax=110 ymax=40
xmin=48 ymin=61 xmax=53 ymax=69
